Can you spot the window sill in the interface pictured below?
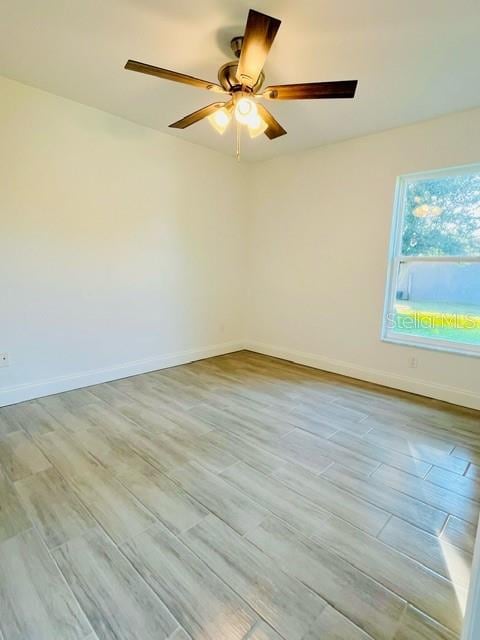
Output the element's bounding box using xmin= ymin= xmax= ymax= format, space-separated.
xmin=382 ymin=333 xmax=480 ymax=359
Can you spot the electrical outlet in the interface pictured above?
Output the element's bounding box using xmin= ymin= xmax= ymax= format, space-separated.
xmin=0 ymin=353 xmax=9 ymax=368
xmin=409 ymin=356 xmax=418 ymax=368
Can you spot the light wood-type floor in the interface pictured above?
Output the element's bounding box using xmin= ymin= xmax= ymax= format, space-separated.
xmin=1 ymin=351 xmax=479 ymax=640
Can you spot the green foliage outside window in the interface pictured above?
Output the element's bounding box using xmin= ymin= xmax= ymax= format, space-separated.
xmin=402 ymin=172 xmax=480 ymax=257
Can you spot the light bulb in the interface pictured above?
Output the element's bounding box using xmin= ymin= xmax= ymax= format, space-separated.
xmin=248 ymin=113 xmax=268 ymax=139
xmin=235 ymin=97 xmax=258 ymax=125
xmin=207 ymin=107 xmax=231 ymax=134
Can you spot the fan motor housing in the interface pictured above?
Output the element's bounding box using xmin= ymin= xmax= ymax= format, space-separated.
xmin=218 ymin=61 xmax=264 ymax=93
xmin=218 ymin=36 xmax=265 ymax=93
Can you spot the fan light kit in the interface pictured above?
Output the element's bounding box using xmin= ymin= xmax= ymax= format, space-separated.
xmin=125 ymin=8 xmax=358 ymax=158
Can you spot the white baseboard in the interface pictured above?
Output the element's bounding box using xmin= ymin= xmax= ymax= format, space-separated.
xmin=0 ymin=341 xmax=244 ymax=407
xmin=2 ymin=338 xmax=478 ymax=412
xmin=245 ymin=340 xmax=480 ymax=411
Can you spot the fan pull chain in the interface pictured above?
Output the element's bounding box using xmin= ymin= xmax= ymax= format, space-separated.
xmin=236 ymin=120 xmax=241 ymax=161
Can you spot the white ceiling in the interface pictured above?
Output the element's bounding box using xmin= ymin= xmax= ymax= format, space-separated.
xmin=1 ymin=0 xmax=479 ymax=161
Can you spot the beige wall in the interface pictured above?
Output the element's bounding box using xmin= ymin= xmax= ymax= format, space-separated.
xmin=0 ymin=76 xmax=247 ymax=405
xmin=246 ymin=108 xmax=480 ymax=410
xmin=1 ymin=74 xmax=479 ymax=410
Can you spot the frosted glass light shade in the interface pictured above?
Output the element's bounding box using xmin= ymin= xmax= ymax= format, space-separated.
xmin=248 ymin=113 xmax=268 ymax=138
xmin=208 ymin=108 xmax=231 ymax=134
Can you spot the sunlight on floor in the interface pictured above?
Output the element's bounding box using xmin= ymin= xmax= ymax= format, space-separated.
xmin=404 ymin=440 xmax=472 ymax=617
xmin=440 ymin=537 xmax=470 ymax=616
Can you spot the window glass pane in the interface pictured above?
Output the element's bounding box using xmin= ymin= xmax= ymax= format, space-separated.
xmin=401 ymin=170 xmax=480 ymax=257
xmin=388 ymin=261 xmax=480 ymax=347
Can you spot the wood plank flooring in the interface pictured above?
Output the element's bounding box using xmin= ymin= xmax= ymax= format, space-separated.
xmin=0 ymin=350 xmax=479 ymax=640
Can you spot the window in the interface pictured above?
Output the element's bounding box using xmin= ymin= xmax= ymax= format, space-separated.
xmin=383 ymin=163 xmax=480 ymax=356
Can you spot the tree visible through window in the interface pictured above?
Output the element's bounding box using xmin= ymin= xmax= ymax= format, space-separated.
xmin=383 ymin=164 xmax=480 ymax=355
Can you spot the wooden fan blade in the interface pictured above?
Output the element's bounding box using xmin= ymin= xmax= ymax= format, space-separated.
xmin=169 ymin=102 xmax=227 ymax=129
xmin=125 ymin=60 xmax=225 ymax=93
xmin=257 ymin=104 xmax=287 ymax=140
xmin=262 ymin=80 xmax=358 ymax=100
xmin=236 ymin=9 xmax=281 ymax=88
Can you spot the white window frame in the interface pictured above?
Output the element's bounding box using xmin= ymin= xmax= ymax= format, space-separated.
xmin=382 ymin=162 xmax=480 ymax=358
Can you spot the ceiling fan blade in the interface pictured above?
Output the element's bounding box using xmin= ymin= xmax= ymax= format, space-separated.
xmin=262 ymin=80 xmax=358 ymax=100
xmin=169 ymin=102 xmax=228 ymax=129
xmin=257 ymin=104 xmax=287 ymax=140
xmin=125 ymin=60 xmax=225 ymax=93
xmin=236 ymin=9 xmax=281 ymax=88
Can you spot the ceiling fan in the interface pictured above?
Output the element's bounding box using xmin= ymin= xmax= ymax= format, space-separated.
xmin=125 ymin=8 xmax=357 ymax=149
